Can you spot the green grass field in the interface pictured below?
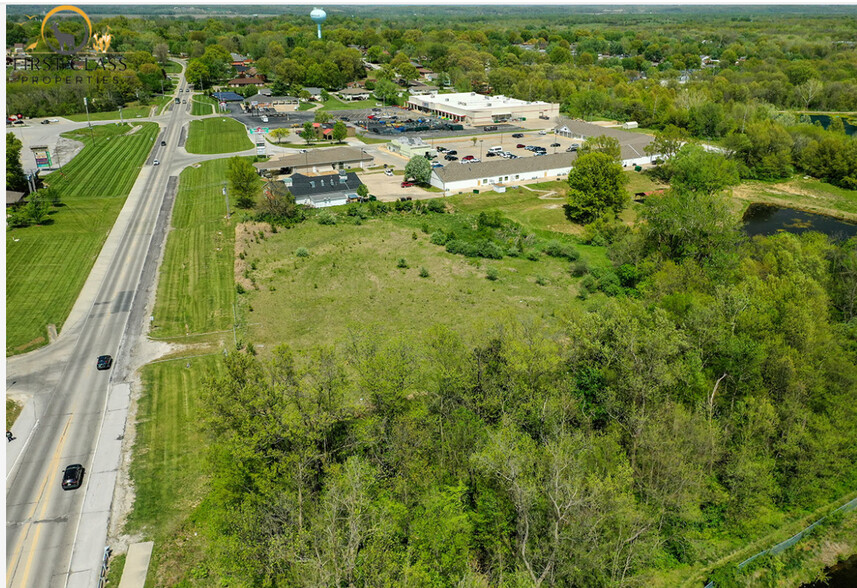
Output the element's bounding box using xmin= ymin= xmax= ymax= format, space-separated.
xmin=151 ymin=158 xmax=237 ymax=342
xmin=126 ymin=355 xmax=224 ymax=587
xmin=354 ymin=133 xmax=390 ymax=145
xmin=185 ymin=117 xmax=254 ymax=154
xmin=65 ymin=104 xmax=152 ymax=122
xmin=162 ymin=60 xmax=182 ymax=74
xmin=320 ymin=96 xmax=378 ymax=111
xmin=190 ymin=95 xmax=218 ymax=116
xmin=6 ymin=122 xmax=159 ymax=355
xmin=297 ymin=102 xmax=316 ymax=111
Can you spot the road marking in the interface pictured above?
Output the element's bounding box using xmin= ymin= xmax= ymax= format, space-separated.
xmin=7 ymin=416 xmax=72 ymax=588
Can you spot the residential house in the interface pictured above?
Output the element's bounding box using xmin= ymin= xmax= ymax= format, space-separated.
xmin=286 ymin=171 xmax=364 ymax=208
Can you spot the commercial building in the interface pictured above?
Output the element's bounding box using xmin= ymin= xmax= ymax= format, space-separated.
xmin=388 ymin=136 xmax=437 ymax=160
xmin=337 ymin=87 xmax=371 ymax=101
xmin=407 ymin=92 xmax=560 ymax=126
xmin=430 ymin=153 xmax=576 ymax=194
xmin=286 ymin=171 xmax=363 ymax=208
xmin=253 ymin=146 xmax=373 ymax=177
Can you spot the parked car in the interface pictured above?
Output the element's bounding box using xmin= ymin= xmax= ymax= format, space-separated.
xmin=461 ymin=155 xmax=475 ymax=161
xmin=512 ymin=133 xmax=524 ymax=138
xmin=96 ymin=355 xmax=113 ymax=370
xmin=539 ymin=115 xmax=550 ymax=120
xmin=538 ymin=129 xmax=547 ymax=135
xmin=41 ymin=119 xmax=52 ymax=124
xmin=508 ymin=154 xmax=519 ymax=159
xmin=153 ymin=159 xmax=160 ymax=166
xmin=432 ymin=162 xmax=443 ymax=168
xmin=444 ymin=155 xmax=458 ymax=161
xmin=517 ymin=144 xmax=526 ymax=149
xmin=567 ymin=143 xmax=580 ymax=152
xmin=446 ymin=150 xmax=457 ymax=155
xmin=486 ymin=152 xmax=497 ymax=157
xmin=385 ymin=169 xmax=393 ymax=176
xmin=550 ymin=143 xmax=561 ymax=147
xmin=62 ymin=464 xmax=84 ymax=490
xmin=401 ymin=181 xmax=416 ymax=188
xmin=436 ymin=147 xmax=446 ymax=153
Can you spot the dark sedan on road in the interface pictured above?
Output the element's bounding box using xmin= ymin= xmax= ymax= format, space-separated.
xmin=512 ymin=133 xmax=524 ymax=138
xmin=96 ymin=355 xmax=113 ymax=370
xmin=551 ymin=143 xmax=561 ymax=147
xmin=62 ymin=464 xmax=84 ymax=490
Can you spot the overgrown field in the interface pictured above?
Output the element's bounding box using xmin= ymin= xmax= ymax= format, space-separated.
xmin=150 ymin=158 xmax=236 ymax=342
xmin=185 ymin=117 xmax=254 ymax=154
xmin=732 ymin=176 xmax=857 ymax=221
xmin=6 ymin=122 xmax=158 ymax=355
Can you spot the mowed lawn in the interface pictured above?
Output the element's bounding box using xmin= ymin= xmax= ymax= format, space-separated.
xmin=151 ymin=158 xmax=236 ymax=341
xmin=126 ymin=355 xmax=224 ymax=587
xmin=65 ymin=104 xmax=152 ymax=122
xmin=185 ymin=117 xmax=253 ymax=154
xmin=6 ymin=122 xmax=158 ymax=355
xmin=239 ymin=214 xmax=592 ymax=352
xmin=190 ymin=95 xmax=218 ymax=116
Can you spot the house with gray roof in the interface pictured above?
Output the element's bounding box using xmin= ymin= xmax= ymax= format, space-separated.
xmin=389 ymin=136 xmax=437 ymax=159
xmin=286 ymin=171 xmax=363 ymax=208
xmin=552 ymin=118 xmax=656 ymax=166
xmin=431 ymin=153 xmax=577 ymax=194
xmin=253 ymin=146 xmax=373 ymax=176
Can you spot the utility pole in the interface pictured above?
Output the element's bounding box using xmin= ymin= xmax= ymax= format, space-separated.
xmin=84 ymin=97 xmax=94 ymax=142
xmin=222 ymin=185 xmax=230 ymax=219
xmin=118 ymin=105 xmax=124 ymax=124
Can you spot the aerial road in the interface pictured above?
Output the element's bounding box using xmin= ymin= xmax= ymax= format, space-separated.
xmin=6 ymin=70 xmax=192 ymax=588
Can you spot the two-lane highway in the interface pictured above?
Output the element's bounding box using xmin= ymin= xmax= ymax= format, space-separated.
xmin=6 ymin=71 xmax=193 ymax=588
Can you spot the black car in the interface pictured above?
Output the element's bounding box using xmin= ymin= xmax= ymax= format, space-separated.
xmin=551 ymin=143 xmax=561 ymax=147
xmin=512 ymin=133 xmax=524 ymax=138
xmin=446 ymin=150 xmax=457 ymax=155
xmin=161 ymin=140 xmax=166 ymax=146
xmin=444 ymin=155 xmax=458 ymax=161
xmin=486 ymin=151 xmax=497 ymax=157
xmin=62 ymin=464 xmax=84 ymax=490
xmin=96 ymin=355 xmax=113 ymax=370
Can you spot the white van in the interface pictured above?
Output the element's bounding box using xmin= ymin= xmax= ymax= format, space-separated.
xmin=487 ymin=146 xmax=503 ymax=154
xmin=260 ymin=116 xmax=269 ymax=123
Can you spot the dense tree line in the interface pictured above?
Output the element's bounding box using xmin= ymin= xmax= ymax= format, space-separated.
xmin=196 ymin=190 xmax=857 ymax=586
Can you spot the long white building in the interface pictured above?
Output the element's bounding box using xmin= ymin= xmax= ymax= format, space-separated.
xmin=407 ymin=92 xmax=560 ymax=126
xmin=430 ymin=153 xmax=577 ymax=194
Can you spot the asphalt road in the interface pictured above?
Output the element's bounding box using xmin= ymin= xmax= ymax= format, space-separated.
xmin=5 ymin=68 xmax=193 ymax=588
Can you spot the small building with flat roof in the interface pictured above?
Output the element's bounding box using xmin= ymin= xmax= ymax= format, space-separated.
xmin=253 ymin=146 xmax=373 ymax=176
xmin=552 ymin=118 xmax=656 ymax=167
xmin=407 ymin=92 xmax=559 ymax=126
xmin=389 ymin=136 xmax=437 ymax=160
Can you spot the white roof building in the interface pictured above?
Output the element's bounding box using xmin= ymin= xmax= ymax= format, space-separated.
xmin=407 ymin=92 xmax=559 ymax=126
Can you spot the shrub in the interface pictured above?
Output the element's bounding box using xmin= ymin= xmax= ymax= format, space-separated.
xmin=535 ymin=275 xmax=548 ymax=286
xmin=425 ymin=199 xmax=446 ymax=213
xmin=430 ymin=230 xmax=450 ymax=245
xmin=412 ymin=231 xmax=418 ymax=240
xmin=317 ymin=211 xmax=336 ymax=225
xmin=477 ymin=210 xmax=504 ymax=228
xmin=446 ymin=239 xmax=504 ymax=259
xmin=419 ymin=267 xmax=429 ymax=278
xmin=580 ymin=275 xmax=598 ymax=293
xmin=571 ymin=259 xmax=590 ymax=277
xmin=543 ymin=240 xmax=580 ymax=261
xmin=397 ymin=258 xmax=409 ymax=268
xmin=236 ymin=283 xmax=246 ymax=294
xmin=295 ymin=247 xmax=310 ymax=258
xmin=486 ymin=268 xmax=499 ymax=281
xmin=421 ymin=222 xmax=430 ymax=234
xmin=526 ymin=251 xmax=540 ymax=262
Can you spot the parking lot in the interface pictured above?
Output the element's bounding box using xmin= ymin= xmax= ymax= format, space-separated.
xmin=421 ymin=130 xmax=579 ymax=168
xmin=225 ymin=103 xmax=315 ymax=130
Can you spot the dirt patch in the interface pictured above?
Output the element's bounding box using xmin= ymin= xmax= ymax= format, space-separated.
xmin=14 ymin=336 xmax=45 ymax=353
xmin=235 ymin=222 xmax=276 ymax=291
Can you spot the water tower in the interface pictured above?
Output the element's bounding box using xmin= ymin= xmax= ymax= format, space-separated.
xmin=310 ymin=8 xmax=327 ymax=40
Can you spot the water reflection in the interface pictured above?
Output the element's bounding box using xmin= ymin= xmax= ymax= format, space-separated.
xmin=743 ymin=204 xmax=857 ymax=239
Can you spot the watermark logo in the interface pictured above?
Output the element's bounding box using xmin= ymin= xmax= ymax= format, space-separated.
xmin=40 ymin=5 xmax=110 ymax=55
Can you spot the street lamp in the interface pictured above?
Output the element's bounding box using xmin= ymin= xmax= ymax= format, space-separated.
xmin=118 ymin=105 xmax=123 ymax=124
xmin=479 ymin=139 xmax=483 ymax=160
xmin=83 ymin=97 xmax=94 ymax=142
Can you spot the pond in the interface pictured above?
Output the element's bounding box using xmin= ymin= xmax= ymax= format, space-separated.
xmin=807 ymin=114 xmax=857 ymax=137
xmin=802 ymin=554 xmax=857 ymax=588
xmin=743 ymin=204 xmax=857 ymax=239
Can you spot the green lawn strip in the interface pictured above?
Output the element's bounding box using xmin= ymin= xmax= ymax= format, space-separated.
xmin=6 ymin=122 xmax=159 ymax=355
xmin=297 ymin=102 xmax=316 ymax=111
xmin=190 ymin=95 xmax=218 ymax=116
xmin=185 ymin=117 xmax=253 ymax=154
xmin=65 ymin=104 xmax=152 ymax=122
xmin=162 ymin=60 xmax=182 ymax=73
xmin=105 ymin=553 xmax=126 ymax=587
xmin=6 ymin=399 xmax=23 ymax=429
xmin=354 ymin=133 xmax=390 ymax=145
xmin=239 ymin=213 xmax=592 ymax=352
xmin=126 ymin=355 xmax=223 ymax=587
xmin=320 ymin=97 xmax=378 ymax=111
xmin=151 ymin=158 xmax=236 ymax=340
xmin=447 ymin=185 xmax=577 ymax=235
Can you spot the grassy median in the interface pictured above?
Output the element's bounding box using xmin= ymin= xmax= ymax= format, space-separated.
xmin=6 ymin=122 xmax=159 ymax=355
xmin=185 ymin=117 xmax=253 ymax=154
xmin=190 ymin=95 xmax=218 ymax=116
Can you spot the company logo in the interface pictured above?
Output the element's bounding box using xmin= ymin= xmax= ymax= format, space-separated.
xmin=40 ymin=5 xmax=111 ymax=55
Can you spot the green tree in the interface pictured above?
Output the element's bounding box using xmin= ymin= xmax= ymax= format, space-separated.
xmin=300 ymin=121 xmax=315 ymax=144
xmin=397 ymin=63 xmax=419 ymax=83
xmin=23 ymin=191 xmax=51 ymax=225
xmin=579 ymin=134 xmax=622 ymax=162
xmin=331 ymin=121 xmax=348 ymax=143
xmin=185 ymin=60 xmax=209 ymax=89
xmin=725 ymin=120 xmax=792 ymax=180
xmin=565 ymin=152 xmax=629 ymax=224
xmin=357 ymin=183 xmax=369 ymax=199
xmin=373 ymin=79 xmax=399 ymax=104
xmin=314 ymin=110 xmax=332 ymax=124
xmin=260 ymin=182 xmax=297 ymax=219
xmin=227 ymin=156 xmax=260 ymax=209
xmin=269 ymin=127 xmax=290 ymax=144
xmin=645 ymin=124 xmax=688 ymax=162
xmin=668 ymin=145 xmax=740 ymax=195
xmin=405 ymin=156 xmax=432 ymax=184
xmin=6 ymin=132 xmax=27 ymax=192
xmin=153 ymin=43 xmax=169 ymax=64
